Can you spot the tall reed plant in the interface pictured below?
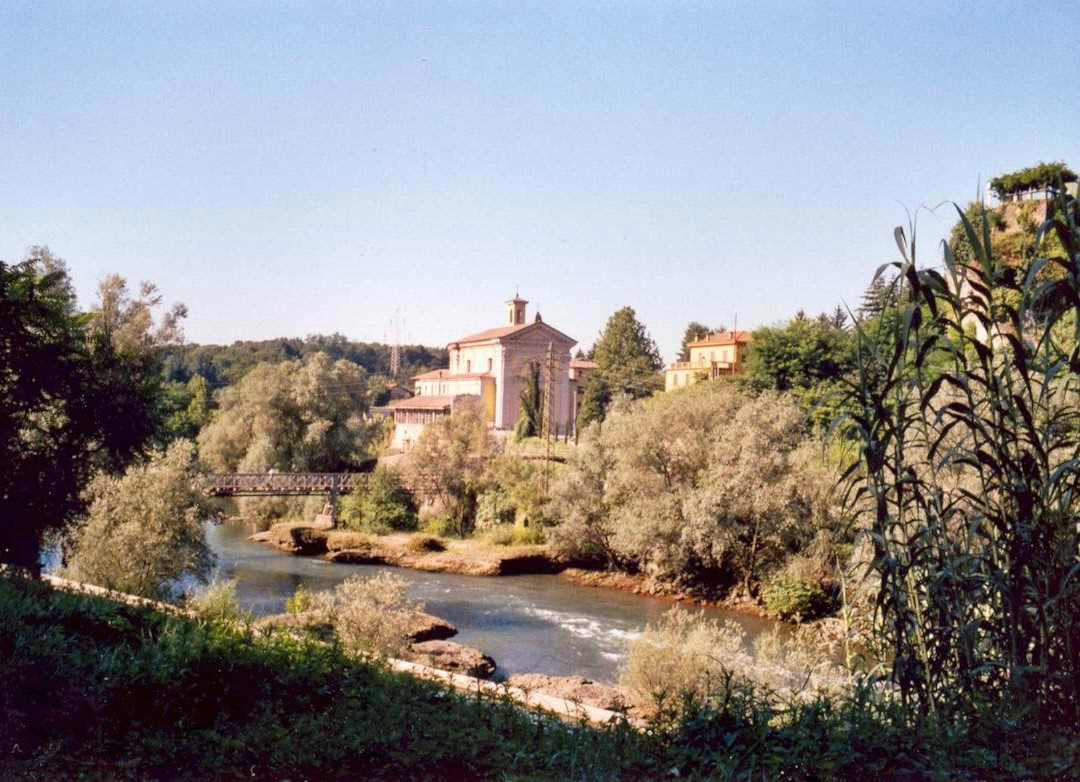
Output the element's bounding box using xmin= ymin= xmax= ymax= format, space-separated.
xmin=844 ymin=188 xmax=1080 ymax=729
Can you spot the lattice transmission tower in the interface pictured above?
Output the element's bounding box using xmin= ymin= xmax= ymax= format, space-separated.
xmin=388 ymin=308 xmax=404 ymax=381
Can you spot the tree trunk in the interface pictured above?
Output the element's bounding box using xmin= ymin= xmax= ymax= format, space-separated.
xmin=743 ymin=520 xmax=760 ymax=598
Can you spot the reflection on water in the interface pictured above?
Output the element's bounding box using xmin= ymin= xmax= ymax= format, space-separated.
xmin=208 ymin=520 xmax=781 ymax=684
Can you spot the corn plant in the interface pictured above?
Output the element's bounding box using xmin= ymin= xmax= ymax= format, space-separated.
xmin=844 ymin=188 xmax=1080 ymax=728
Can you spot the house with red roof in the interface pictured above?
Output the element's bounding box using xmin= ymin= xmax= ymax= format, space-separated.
xmin=664 ymin=330 xmax=751 ymax=391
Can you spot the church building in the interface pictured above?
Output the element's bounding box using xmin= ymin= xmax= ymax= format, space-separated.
xmin=387 ymin=296 xmax=578 ymax=451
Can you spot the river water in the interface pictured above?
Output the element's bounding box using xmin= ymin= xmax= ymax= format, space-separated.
xmin=207 ymin=520 xmax=781 ymax=684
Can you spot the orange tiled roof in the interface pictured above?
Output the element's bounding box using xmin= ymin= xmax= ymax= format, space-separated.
xmin=385 ymin=395 xmax=457 ymax=411
xmin=450 ymin=324 xmax=531 ymax=345
xmin=570 ymin=358 xmax=598 ymax=369
xmin=450 ymin=320 xmax=578 ymax=348
xmin=687 ymin=330 xmax=752 ymax=347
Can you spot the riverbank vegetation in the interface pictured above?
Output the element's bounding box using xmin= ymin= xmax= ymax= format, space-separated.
xmin=3 ymin=573 xmax=1071 ymax=779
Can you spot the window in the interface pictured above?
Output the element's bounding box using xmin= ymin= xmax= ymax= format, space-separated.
xmin=467 ymin=360 xmax=471 ymax=372
xmin=488 ymin=358 xmax=493 ymax=372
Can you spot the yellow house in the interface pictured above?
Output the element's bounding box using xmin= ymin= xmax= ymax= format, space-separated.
xmin=664 ymin=330 xmax=751 ymax=391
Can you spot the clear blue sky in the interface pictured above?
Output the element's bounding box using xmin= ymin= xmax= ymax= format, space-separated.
xmin=2 ymin=2 xmax=1077 ymax=361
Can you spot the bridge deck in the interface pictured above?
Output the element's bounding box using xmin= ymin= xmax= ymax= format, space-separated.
xmin=208 ymin=472 xmax=366 ymax=497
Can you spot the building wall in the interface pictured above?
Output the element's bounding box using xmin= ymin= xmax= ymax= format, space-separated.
xmin=498 ymin=338 xmax=574 ymax=434
xmin=416 ymin=376 xmax=483 ymax=397
xmin=664 ymin=342 xmax=747 ymax=392
xmin=392 ymin=416 xmax=439 ymax=452
xmin=449 ymin=342 xmax=503 ymax=377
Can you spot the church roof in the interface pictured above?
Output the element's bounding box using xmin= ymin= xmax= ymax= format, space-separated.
xmin=450 ymin=320 xmax=577 ymax=348
xmin=450 ymin=324 xmax=530 ymax=345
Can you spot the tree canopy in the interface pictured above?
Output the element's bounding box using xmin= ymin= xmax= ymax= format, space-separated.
xmin=590 ymin=306 xmax=663 ymax=402
xmin=677 ymin=321 xmax=713 ymax=361
xmin=161 ymin=334 xmax=447 ymax=389
xmin=1 ymin=250 xmax=184 ymax=571
xmin=197 ymin=352 xmax=374 ymax=473
xmin=62 ymin=441 xmax=214 ymax=599
xmin=989 ymin=160 xmax=1077 ymax=200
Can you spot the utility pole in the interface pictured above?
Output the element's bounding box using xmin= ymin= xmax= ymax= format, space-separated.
xmin=389 ymin=308 xmax=403 ymax=381
xmin=542 ymin=341 xmax=557 ymax=491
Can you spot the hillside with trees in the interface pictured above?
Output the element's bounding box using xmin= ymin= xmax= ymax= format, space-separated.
xmin=160 ymin=335 xmax=447 ymax=389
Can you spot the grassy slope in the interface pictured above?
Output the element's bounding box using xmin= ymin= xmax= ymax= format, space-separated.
xmin=0 ymin=576 xmax=1070 ymax=780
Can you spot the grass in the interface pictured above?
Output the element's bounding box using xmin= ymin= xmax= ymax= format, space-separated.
xmin=0 ymin=574 xmax=1072 ymax=779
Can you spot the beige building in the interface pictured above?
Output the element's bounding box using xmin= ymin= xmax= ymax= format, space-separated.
xmin=569 ymin=357 xmax=598 ymax=422
xmin=387 ymin=296 xmax=578 ymax=451
xmin=664 ymin=330 xmax=751 ymax=391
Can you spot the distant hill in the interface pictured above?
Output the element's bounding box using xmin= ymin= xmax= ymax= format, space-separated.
xmin=160 ymin=334 xmax=448 ymax=388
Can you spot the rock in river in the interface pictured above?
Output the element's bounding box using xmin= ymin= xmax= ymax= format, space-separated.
xmin=410 ymin=640 xmax=496 ymax=679
xmin=506 ymin=674 xmax=629 ymax=712
xmin=404 ymin=611 xmax=458 ymax=643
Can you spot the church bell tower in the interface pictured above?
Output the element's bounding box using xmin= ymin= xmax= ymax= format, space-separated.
xmin=506 ymin=294 xmax=527 ymax=325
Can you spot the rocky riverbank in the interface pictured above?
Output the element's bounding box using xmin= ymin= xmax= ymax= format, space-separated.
xmin=252 ymin=523 xmax=771 ymax=618
xmin=255 ymin=523 xmax=564 ymax=577
xmin=253 ymin=604 xmax=633 ymax=712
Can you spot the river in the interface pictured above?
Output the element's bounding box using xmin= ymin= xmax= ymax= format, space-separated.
xmin=208 ymin=520 xmax=783 ymax=684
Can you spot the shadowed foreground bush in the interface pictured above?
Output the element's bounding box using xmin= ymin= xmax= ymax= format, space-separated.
xmin=0 ymin=575 xmax=1071 ymax=780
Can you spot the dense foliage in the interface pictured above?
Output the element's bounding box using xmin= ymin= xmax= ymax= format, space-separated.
xmin=989 ymin=160 xmax=1077 ymax=200
xmin=2 ymin=576 xmax=1070 ymax=779
xmin=339 ymin=466 xmax=418 ymax=534
xmin=401 ymin=399 xmax=498 ymax=536
xmin=1 ymin=249 xmax=183 ymax=571
xmin=745 ymin=316 xmax=856 ymax=431
xmin=161 ymin=333 xmax=447 ymax=388
xmin=513 ymin=360 xmax=544 ymax=439
xmin=61 ymin=441 xmax=215 ymax=599
xmin=198 ymin=352 xmax=374 ymax=473
xmin=584 ymin=306 xmax=663 ymax=423
xmin=845 ymin=191 xmax=1080 ymax=731
xmin=551 ymin=382 xmax=842 ymax=596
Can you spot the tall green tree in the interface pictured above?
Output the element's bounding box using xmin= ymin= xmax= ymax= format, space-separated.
xmin=514 ymin=361 xmax=543 ymax=440
xmin=677 ymin=321 xmax=712 ymax=361
xmin=746 ymin=318 xmax=854 ymax=393
xmin=590 ymin=306 xmax=663 ymax=416
xmin=1 ymin=258 xmax=94 ymax=571
xmin=197 ymin=352 xmax=372 ymax=473
xmin=0 ymin=250 xmax=181 ymax=571
xmin=576 ymin=376 xmax=612 ymax=431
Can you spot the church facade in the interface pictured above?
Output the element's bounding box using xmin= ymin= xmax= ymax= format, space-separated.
xmin=387 ymin=296 xmax=578 ymax=451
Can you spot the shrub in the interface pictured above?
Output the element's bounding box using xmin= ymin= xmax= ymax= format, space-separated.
xmin=551 ymin=382 xmax=841 ymax=594
xmin=323 ymin=531 xmax=374 ymax=552
xmin=482 ymin=524 xmax=545 ymax=546
xmin=761 ymin=574 xmax=831 ymax=621
xmin=284 ymin=584 xmax=315 ymax=614
xmin=420 ymin=512 xmax=456 ymax=537
xmin=62 ymin=441 xmax=215 ymax=599
xmin=313 ymin=572 xmax=419 ymax=657
xmin=339 ymin=467 xmax=418 ymax=534
xmin=474 ymin=486 xmax=514 ymax=531
xmin=187 ymin=578 xmax=245 ymax=623
xmin=404 ymin=534 xmax=445 ymax=553
xmin=620 ymin=607 xmax=744 ymax=720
